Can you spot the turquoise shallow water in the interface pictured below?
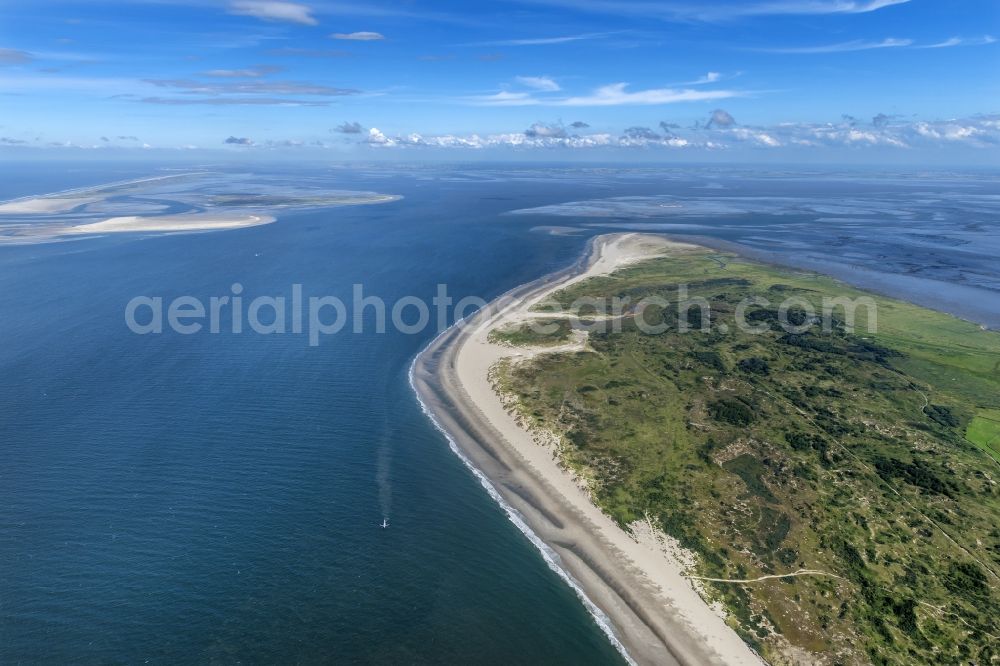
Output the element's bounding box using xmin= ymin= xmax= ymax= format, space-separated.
xmin=1 ymin=162 xmax=997 ymax=663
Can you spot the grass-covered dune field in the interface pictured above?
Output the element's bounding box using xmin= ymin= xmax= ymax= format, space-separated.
xmin=497 ymin=244 xmax=1000 ymax=665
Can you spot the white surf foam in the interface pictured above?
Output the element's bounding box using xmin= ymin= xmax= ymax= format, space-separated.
xmin=408 ymin=327 xmax=637 ymax=666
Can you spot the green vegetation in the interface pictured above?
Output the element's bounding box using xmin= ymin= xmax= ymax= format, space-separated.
xmin=488 ymin=318 xmax=574 ymax=347
xmin=967 ymin=409 xmax=1000 ymax=460
xmin=498 ymin=248 xmax=1000 ymax=665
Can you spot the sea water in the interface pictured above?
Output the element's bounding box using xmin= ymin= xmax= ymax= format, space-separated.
xmin=1 ymin=161 xmax=997 ymax=663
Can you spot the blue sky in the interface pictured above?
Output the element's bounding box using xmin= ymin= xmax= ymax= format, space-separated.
xmin=0 ymin=0 xmax=998 ymax=161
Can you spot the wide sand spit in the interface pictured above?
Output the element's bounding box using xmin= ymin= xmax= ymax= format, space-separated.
xmin=412 ymin=233 xmax=764 ymax=665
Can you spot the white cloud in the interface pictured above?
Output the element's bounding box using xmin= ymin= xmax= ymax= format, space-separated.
xmin=713 ymin=0 xmax=910 ymax=17
xmin=228 ymin=1 xmax=318 ymax=26
xmin=515 ymin=75 xmax=560 ymax=91
xmin=919 ymin=35 xmax=996 ymax=49
xmin=349 ymin=115 xmax=1000 ymax=152
xmin=202 ymin=66 xmax=282 ymax=78
xmin=525 ymin=122 xmax=567 ymax=138
xmin=467 ymin=82 xmax=741 ymax=107
xmin=331 ymin=31 xmax=385 ymax=41
xmin=366 ymin=127 xmax=394 ymax=145
xmin=759 ymin=34 xmax=996 ymax=52
xmin=469 ymin=33 xmax=609 ymax=46
xmin=557 ymin=83 xmax=740 ymax=106
xmin=468 ymin=90 xmax=541 ymax=106
xmin=513 ymin=0 xmax=910 ymax=21
xmin=761 ymin=38 xmax=912 ymax=54
xmin=912 ymin=121 xmax=990 ymax=143
xmin=728 ymin=128 xmax=780 ymax=147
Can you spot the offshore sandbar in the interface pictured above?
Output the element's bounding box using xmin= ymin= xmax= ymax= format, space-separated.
xmin=65 ymin=213 xmax=276 ymax=234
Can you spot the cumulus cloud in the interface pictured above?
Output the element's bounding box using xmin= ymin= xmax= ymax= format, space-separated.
xmin=228 ymin=1 xmax=317 ymax=25
xmin=366 ymin=127 xmax=393 ymax=145
xmin=351 ymin=113 xmax=1000 ymax=153
xmin=0 ymin=48 xmax=32 ymax=65
xmin=334 ymin=121 xmax=364 ymax=134
xmin=911 ymin=118 xmax=998 ymax=143
xmin=525 ymin=122 xmax=567 ymax=138
xmin=379 ymin=128 xmax=666 ymax=151
xmin=331 ymin=31 xmax=385 ymax=41
xmin=39 ymin=111 xmax=997 ymax=155
xmin=726 ymin=127 xmax=780 ymax=146
xmin=364 ymin=130 xmax=620 ymax=150
xmin=1 ymin=137 xmax=27 ymax=144
xmin=515 ymin=75 xmax=560 ymax=91
xmin=706 ymin=109 xmax=736 ymax=129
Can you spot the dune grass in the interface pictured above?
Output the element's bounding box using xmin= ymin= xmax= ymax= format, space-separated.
xmin=498 ymin=247 xmax=1000 ymax=664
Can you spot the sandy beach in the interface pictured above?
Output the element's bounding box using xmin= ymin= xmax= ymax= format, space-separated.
xmin=412 ymin=233 xmax=763 ymax=665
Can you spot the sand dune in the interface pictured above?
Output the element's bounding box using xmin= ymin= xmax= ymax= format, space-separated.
xmin=413 ymin=234 xmax=763 ymax=665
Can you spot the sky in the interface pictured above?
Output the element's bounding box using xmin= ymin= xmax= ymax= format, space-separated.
xmin=0 ymin=0 xmax=998 ymax=162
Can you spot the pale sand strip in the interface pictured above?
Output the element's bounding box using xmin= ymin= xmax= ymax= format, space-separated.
xmin=0 ymin=173 xmax=208 ymax=215
xmin=0 ymin=196 xmax=103 ymax=214
xmin=412 ymin=233 xmax=763 ymax=665
xmin=64 ymin=213 xmax=276 ymax=234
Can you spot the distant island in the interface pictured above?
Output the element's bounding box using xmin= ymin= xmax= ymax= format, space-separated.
xmin=0 ymin=172 xmax=401 ymax=244
xmin=414 ymin=233 xmax=1000 ymax=665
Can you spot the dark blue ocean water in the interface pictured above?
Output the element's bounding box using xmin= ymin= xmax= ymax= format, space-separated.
xmin=0 ymin=163 xmax=627 ymax=664
xmin=1 ymin=162 xmax=997 ymax=663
